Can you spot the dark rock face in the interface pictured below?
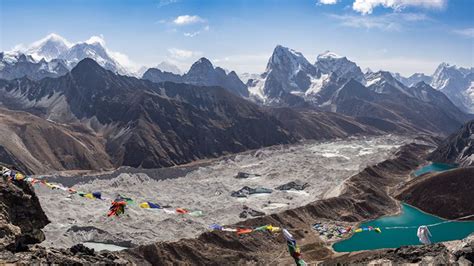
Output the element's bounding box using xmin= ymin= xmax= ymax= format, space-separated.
xmin=396 ymin=167 xmax=474 ymax=220
xmin=143 ymin=57 xmax=249 ymax=97
xmin=0 ymin=177 xmax=49 ymax=252
xmin=428 ymin=120 xmax=474 ymax=166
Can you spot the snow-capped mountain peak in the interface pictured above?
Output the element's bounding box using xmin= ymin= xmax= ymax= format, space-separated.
xmin=24 ymin=33 xmax=72 ymax=61
xmin=365 ymin=71 xmax=412 ymax=96
xmin=315 ymin=50 xmax=364 ymax=83
xmin=6 ymin=33 xmax=131 ymax=76
xmin=266 ymin=45 xmax=314 ymax=74
xmin=430 ymin=62 xmax=474 ymax=113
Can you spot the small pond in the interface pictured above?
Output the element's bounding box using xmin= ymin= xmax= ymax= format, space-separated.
xmin=333 ymin=203 xmax=474 ymax=252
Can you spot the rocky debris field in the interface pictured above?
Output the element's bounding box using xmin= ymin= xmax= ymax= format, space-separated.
xmin=34 ymin=135 xmax=411 ymax=248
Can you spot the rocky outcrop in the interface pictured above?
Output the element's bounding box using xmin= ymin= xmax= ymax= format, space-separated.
xmin=0 ymin=170 xmax=126 ymax=264
xmin=0 ymin=176 xmax=49 ymax=252
xmin=0 ymin=243 xmax=126 ymax=264
xmin=396 ymin=167 xmax=474 ymax=220
xmin=428 ymin=120 xmax=474 ymax=166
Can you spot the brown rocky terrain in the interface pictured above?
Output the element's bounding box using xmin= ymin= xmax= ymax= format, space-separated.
xmin=0 ymin=107 xmax=112 ymax=174
xmin=396 ymin=167 xmax=474 ymax=220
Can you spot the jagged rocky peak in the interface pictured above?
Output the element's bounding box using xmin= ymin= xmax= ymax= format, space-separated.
xmin=266 ymin=45 xmax=316 ymax=75
xmin=70 ymin=58 xmax=112 ymax=85
xmin=365 ymin=71 xmax=400 ymax=86
xmin=189 ymin=57 xmax=214 ymax=71
xmin=365 ymin=71 xmax=413 ymax=95
xmin=315 ymin=50 xmax=365 ymax=83
xmin=431 ymin=62 xmax=466 ymax=88
xmin=184 ymin=57 xmax=249 ymax=97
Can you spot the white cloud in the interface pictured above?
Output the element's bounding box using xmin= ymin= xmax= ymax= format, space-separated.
xmin=173 ymin=15 xmax=206 ymax=25
xmin=318 ymin=0 xmax=338 ymax=4
xmin=453 ymin=28 xmax=474 ymax=38
xmin=352 ymin=0 xmax=447 ymax=15
xmin=85 ymin=35 xmax=106 ymax=46
xmin=167 ymin=48 xmax=202 ymax=59
xmin=184 ymin=25 xmax=210 ymax=37
xmin=109 ymin=51 xmax=140 ymax=72
xmin=157 ymin=0 xmax=179 ymax=8
xmin=212 ymin=53 xmax=271 ymax=74
xmin=329 ymin=12 xmax=429 ymax=31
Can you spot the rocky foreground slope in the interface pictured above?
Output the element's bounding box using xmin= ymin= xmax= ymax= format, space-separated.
xmin=0 ymin=173 xmax=126 ymax=264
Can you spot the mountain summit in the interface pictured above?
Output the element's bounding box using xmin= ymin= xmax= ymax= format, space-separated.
xmin=25 ymin=33 xmax=71 ymax=61
xmin=143 ymin=57 xmax=249 ymax=97
xmin=315 ymin=51 xmax=364 ymax=83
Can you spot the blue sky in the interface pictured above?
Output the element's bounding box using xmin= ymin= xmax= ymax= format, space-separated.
xmin=1 ymin=0 xmax=473 ymax=75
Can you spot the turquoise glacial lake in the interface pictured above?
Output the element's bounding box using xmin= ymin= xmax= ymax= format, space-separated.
xmin=333 ymin=203 xmax=474 ymax=252
xmin=414 ymin=163 xmax=457 ymax=177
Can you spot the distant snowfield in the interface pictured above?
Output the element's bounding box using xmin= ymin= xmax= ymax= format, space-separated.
xmin=35 ymin=135 xmax=412 ymax=248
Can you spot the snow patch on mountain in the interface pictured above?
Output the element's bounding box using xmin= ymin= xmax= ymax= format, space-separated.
xmin=306 ymin=74 xmax=330 ymax=95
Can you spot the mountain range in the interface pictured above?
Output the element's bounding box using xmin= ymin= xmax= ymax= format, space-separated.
xmin=2 ymin=34 xmax=473 ymax=114
xmin=0 ymin=58 xmax=390 ymax=173
xmin=0 ymin=34 xmax=472 ymax=172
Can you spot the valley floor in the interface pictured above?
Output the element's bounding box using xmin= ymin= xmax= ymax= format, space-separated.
xmin=34 ymin=135 xmax=412 ymax=249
